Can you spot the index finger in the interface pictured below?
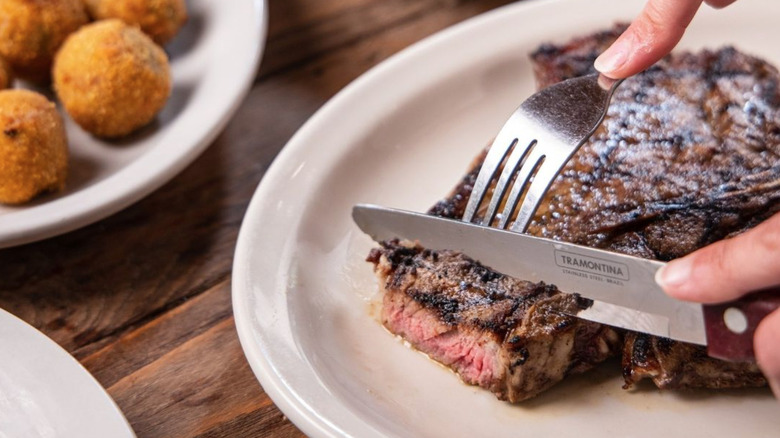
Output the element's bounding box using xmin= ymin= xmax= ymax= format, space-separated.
xmin=595 ymin=0 xmax=702 ymax=78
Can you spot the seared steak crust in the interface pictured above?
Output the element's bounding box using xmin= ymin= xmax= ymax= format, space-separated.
xmin=528 ymin=26 xmax=780 ymax=257
xmin=369 ymin=239 xmax=621 ymax=402
xmin=429 ymin=27 xmax=775 ymax=389
xmin=623 ymin=334 xmax=765 ymax=389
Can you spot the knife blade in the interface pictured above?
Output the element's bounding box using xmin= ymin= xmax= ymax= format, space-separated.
xmin=352 ymin=203 xmax=780 ymax=361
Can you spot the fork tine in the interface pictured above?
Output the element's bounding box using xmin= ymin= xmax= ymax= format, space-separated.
xmin=461 ymin=111 xmax=525 ymax=223
xmin=496 ymin=146 xmax=546 ymax=229
xmin=464 ymin=74 xmax=624 ymax=232
xmin=508 ymin=156 xmax=567 ymax=233
xmin=480 ymin=136 xmax=536 ymax=227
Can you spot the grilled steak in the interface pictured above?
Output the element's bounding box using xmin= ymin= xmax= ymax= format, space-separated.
xmin=369 ymin=240 xmax=621 ymax=402
xmin=623 ymin=333 xmax=767 ymax=389
xmin=369 ymin=25 xmax=777 ymax=398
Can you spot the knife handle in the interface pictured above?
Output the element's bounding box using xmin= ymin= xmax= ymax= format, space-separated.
xmin=704 ymin=288 xmax=780 ymax=362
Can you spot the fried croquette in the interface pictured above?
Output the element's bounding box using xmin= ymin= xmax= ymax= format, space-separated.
xmin=0 ymin=57 xmax=11 ymax=90
xmin=0 ymin=0 xmax=89 ymax=82
xmin=53 ymin=20 xmax=172 ymax=138
xmin=0 ymin=90 xmax=68 ymax=204
xmin=83 ymin=0 xmax=187 ymax=45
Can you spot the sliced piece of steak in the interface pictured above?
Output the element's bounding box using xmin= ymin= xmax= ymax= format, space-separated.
xmin=429 ymin=26 xmax=774 ymax=389
xmin=368 ymin=239 xmax=621 ymax=402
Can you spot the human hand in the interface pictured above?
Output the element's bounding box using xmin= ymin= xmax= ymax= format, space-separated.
xmin=594 ymin=0 xmax=738 ymax=79
xmin=655 ymin=213 xmax=780 ymax=398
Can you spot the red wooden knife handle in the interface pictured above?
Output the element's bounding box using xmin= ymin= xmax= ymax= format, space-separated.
xmin=704 ymin=288 xmax=780 ymax=362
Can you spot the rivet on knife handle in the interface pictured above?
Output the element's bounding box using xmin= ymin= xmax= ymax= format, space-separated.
xmin=704 ymin=288 xmax=780 ymax=362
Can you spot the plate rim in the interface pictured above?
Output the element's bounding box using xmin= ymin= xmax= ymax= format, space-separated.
xmin=0 ymin=308 xmax=135 ymax=437
xmin=0 ymin=0 xmax=269 ymax=249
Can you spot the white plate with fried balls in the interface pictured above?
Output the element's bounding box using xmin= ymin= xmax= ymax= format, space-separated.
xmin=0 ymin=0 xmax=267 ymax=248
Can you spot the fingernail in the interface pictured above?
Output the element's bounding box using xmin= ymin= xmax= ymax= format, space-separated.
xmin=655 ymin=257 xmax=693 ymax=290
xmin=594 ymin=39 xmax=630 ymax=74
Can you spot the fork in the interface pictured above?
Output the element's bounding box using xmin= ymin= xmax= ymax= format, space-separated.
xmin=461 ymin=73 xmax=623 ymax=232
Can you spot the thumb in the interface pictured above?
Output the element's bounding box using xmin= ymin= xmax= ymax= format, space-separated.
xmin=655 ymin=213 xmax=780 ymax=303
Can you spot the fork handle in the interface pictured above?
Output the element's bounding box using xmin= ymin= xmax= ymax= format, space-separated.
xmin=703 ymin=287 xmax=780 ymax=362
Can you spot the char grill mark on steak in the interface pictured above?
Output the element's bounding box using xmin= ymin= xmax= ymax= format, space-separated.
xmin=370 ymin=240 xmax=621 ymax=402
xmin=430 ymin=25 xmax=773 ymax=389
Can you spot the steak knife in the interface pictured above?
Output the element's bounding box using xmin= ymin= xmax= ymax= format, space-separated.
xmin=352 ymin=203 xmax=780 ymax=362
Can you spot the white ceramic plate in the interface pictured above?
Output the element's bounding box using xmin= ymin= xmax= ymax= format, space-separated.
xmin=0 ymin=308 xmax=134 ymax=437
xmin=0 ymin=0 xmax=267 ymax=249
xmin=233 ymin=0 xmax=780 ymax=437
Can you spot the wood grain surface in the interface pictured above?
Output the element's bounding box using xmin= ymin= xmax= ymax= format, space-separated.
xmin=0 ymin=0 xmax=517 ymax=436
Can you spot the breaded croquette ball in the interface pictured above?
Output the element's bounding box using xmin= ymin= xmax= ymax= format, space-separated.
xmin=0 ymin=57 xmax=11 ymax=90
xmin=0 ymin=90 xmax=68 ymax=204
xmin=53 ymin=20 xmax=172 ymax=138
xmin=83 ymin=0 xmax=187 ymax=45
xmin=0 ymin=0 xmax=89 ymax=82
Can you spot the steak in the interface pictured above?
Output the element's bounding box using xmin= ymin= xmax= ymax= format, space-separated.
xmin=623 ymin=333 xmax=768 ymax=389
xmin=369 ymin=25 xmax=777 ymax=399
xmin=369 ymin=240 xmax=621 ymax=402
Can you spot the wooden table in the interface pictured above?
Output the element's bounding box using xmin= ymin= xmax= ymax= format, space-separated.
xmin=0 ymin=0 xmax=517 ymax=436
